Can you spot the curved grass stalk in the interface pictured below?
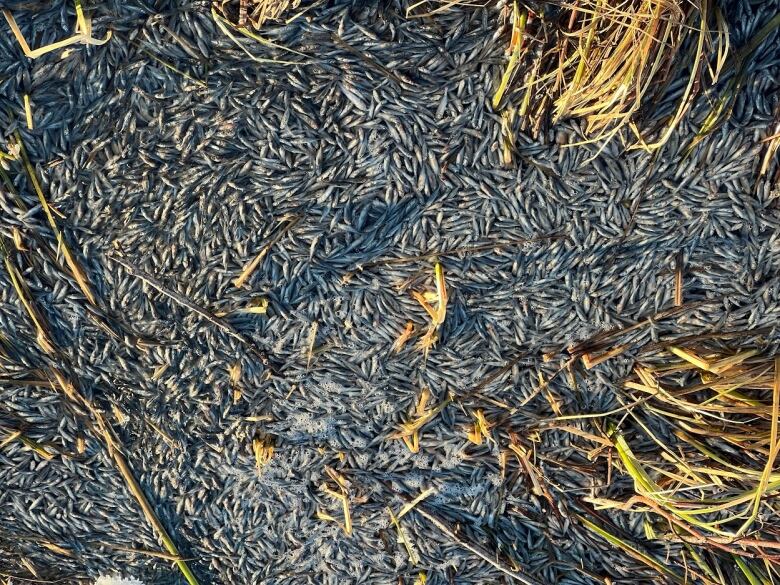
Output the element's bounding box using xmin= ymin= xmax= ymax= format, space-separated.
xmin=492 ymin=4 xmax=528 ymax=110
xmin=635 ymin=0 xmax=710 ymax=151
xmin=211 ymin=6 xmax=302 ymax=65
xmin=577 ymin=514 xmax=686 ymax=584
xmin=3 ymin=1 xmax=110 ymax=59
xmin=737 ymin=358 xmax=780 ymax=536
xmin=14 ymin=132 xmax=97 ymax=306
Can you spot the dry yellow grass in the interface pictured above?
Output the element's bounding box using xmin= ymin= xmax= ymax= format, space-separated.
xmin=214 ymin=0 xmax=301 ymax=28
xmin=571 ymin=340 xmax=780 ymax=582
xmin=3 ymin=1 xmax=110 ymax=59
xmin=411 ymin=263 xmax=448 ymax=357
xmin=491 ymin=0 xmax=728 ymax=151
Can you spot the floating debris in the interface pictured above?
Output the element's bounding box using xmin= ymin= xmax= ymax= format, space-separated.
xmin=319 ymin=467 xmax=352 ymax=536
xmin=466 ymin=409 xmax=493 ymax=446
xmin=390 ymin=387 xmax=450 ymax=454
xmin=3 ymin=0 xmax=111 ymax=59
xmin=252 ymin=433 xmax=275 ymax=469
xmin=411 ymin=263 xmax=448 ymax=357
xmin=392 ymin=321 xmax=415 ymax=353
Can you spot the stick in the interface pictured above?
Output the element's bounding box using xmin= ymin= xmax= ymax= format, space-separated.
xmin=108 ymin=249 xmax=278 ymax=373
xmin=233 ymin=215 xmax=300 ymax=288
xmin=49 ymin=369 xmax=201 ymax=585
xmin=411 ymin=505 xmax=545 ymax=585
xmin=674 ymin=251 xmax=683 ymax=307
xmin=349 ymin=233 xmax=566 ymax=274
xmin=109 ymin=447 xmax=200 ymax=582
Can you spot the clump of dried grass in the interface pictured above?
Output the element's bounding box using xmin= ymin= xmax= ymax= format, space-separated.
xmin=523 ymin=311 xmax=780 ymax=582
xmin=407 ymin=0 xmax=729 ymax=150
xmin=213 ymin=0 xmax=301 ymax=29
xmin=571 ymin=336 xmax=780 ymax=583
xmin=489 ymin=0 xmax=729 ymax=151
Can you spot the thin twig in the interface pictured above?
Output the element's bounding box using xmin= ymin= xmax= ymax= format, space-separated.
xmin=108 ymin=247 xmax=278 ymax=373
xmin=233 ymin=214 xmax=300 ymax=288
xmin=330 ymin=33 xmax=410 ymax=85
xmin=674 ymin=251 xmax=684 ymax=307
xmin=109 ymin=449 xmax=200 ymax=579
xmin=411 ymin=504 xmax=545 ymax=585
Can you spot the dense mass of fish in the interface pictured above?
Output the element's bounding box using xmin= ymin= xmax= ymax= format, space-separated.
xmin=0 ymin=0 xmax=779 ymax=583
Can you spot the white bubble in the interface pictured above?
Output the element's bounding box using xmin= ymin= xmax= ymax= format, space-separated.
xmin=95 ymin=577 xmax=145 ymax=585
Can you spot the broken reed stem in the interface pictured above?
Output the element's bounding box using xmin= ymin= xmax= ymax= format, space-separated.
xmin=387 ymin=507 xmax=419 ymax=564
xmin=110 ymin=445 xmax=200 ymax=584
xmin=47 ymin=370 xmax=200 ymax=585
xmin=737 ymin=356 xmax=780 ymax=536
xmin=0 ymin=233 xmax=199 ymax=583
xmin=567 ymin=300 xmax=715 ymax=357
xmin=8 ymin=361 xmax=201 ymax=581
xmin=674 ymin=251 xmax=683 ymax=307
xmin=23 ymin=94 xmax=33 ymax=129
xmin=15 ymin=131 xmax=97 ymax=305
xmin=600 ymin=493 xmax=778 ymax=561
xmin=577 ymin=514 xmax=686 ymax=584
xmin=0 ymin=168 xmax=130 ymax=343
xmin=1 ymin=242 xmax=56 ymax=356
xmin=137 ymin=45 xmax=207 ymax=88
xmin=459 ymin=301 xmax=717 ymax=412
